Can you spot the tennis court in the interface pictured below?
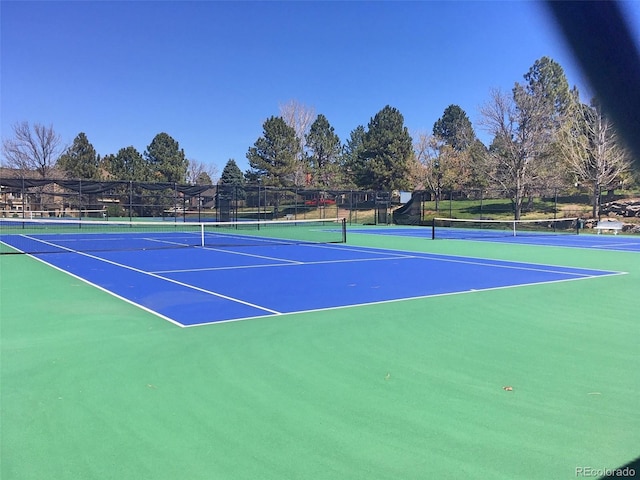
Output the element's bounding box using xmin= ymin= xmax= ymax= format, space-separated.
xmin=0 ymin=217 xmax=623 ymax=327
xmin=351 ymin=219 xmax=640 ymax=253
xmin=1 ymin=217 xmax=639 ymax=479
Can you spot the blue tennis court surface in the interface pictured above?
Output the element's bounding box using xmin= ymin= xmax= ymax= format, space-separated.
xmin=19 ymin=241 xmax=623 ymax=327
xmin=350 ymin=226 xmax=640 ymax=252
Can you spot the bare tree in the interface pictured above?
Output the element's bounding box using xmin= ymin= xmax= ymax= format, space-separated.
xmin=410 ymin=131 xmax=445 ymax=201
xmin=409 ymin=131 xmax=433 ymax=190
xmin=2 ymin=121 xmax=64 ymax=178
xmin=413 ymin=133 xmax=458 ymax=210
xmin=480 ymin=88 xmax=556 ymax=219
xmin=558 ymin=101 xmax=631 ymax=218
xmin=187 ymin=158 xmax=219 ymax=185
xmin=410 ymin=131 xmax=478 ymax=211
xmin=279 ymin=99 xmax=316 ymax=186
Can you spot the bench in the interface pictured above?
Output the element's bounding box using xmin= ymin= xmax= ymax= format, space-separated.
xmin=594 ymin=220 xmax=623 ymax=235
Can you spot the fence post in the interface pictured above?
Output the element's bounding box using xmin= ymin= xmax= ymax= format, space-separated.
xmin=173 ymin=182 xmax=178 ymax=223
xmin=21 ymin=177 xmax=25 ymax=219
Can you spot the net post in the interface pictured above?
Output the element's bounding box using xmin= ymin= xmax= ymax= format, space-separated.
xmin=200 ymin=223 xmax=205 ymax=247
xmin=341 ymin=218 xmax=347 ymax=243
xmin=512 ymin=221 xmax=516 ymax=237
xmin=431 ymin=217 xmax=436 ymax=240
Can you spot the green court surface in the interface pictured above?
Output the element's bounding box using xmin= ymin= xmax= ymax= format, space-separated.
xmin=1 ymin=233 xmax=638 ymax=480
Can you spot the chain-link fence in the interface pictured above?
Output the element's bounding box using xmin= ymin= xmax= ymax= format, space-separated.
xmin=391 ymin=188 xmax=640 ymax=225
xmin=1 ymin=178 xmax=638 ymax=225
xmin=0 ymin=178 xmax=400 ymax=225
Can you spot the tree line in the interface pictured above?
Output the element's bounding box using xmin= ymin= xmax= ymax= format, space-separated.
xmin=2 ymin=56 xmax=637 ymax=219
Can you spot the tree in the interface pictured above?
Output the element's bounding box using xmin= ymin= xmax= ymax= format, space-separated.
xmin=187 ymin=159 xmax=217 ymax=185
xmin=218 ymin=158 xmax=246 ymax=202
xmin=558 ymin=99 xmax=631 ymax=218
xmin=57 ymin=132 xmax=100 ymax=179
xmin=480 ymin=58 xmax=572 ymax=219
xmin=409 ymin=131 xmax=442 ymax=203
xmin=105 ymin=146 xmax=149 ymax=181
xmin=280 ymin=99 xmax=316 ymax=148
xmin=357 ymin=105 xmax=414 ymax=190
xmin=246 ymin=116 xmax=300 ymax=187
xmin=1 ymin=121 xmax=63 ymax=178
xmin=145 ymin=132 xmax=188 ymax=183
xmin=432 ymin=105 xmax=476 ymax=151
xmin=219 ymin=159 xmax=244 ymax=186
xmin=280 ymin=99 xmax=316 ymax=186
xmin=481 ymin=89 xmax=537 ymax=219
xmin=341 ymin=125 xmax=366 ymax=188
xmin=522 ymin=56 xmax=572 ymax=125
xmin=305 ymin=114 xmax=342 ymax=189
xmin=518 ymin=56 xmax=573 ymax=194
xmin=432 ymin=105 xmax=486 ymax=192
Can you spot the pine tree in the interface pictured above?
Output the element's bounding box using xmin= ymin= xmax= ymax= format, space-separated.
xmin=246 ymin=116 xmax=300 ymax=187
xmin=305 ymin=114 xmax=341 ymax=188
xmin=57 ymin=132 xmax=100 ymax=179
xmin=358 ymin=106 xmax=413 ymax=190
xmin=145 ymin=133 xmax=188 ymax=183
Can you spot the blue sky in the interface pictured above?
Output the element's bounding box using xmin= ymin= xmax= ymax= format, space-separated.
xmin=2 ymin=1 xmax=639 ymax=177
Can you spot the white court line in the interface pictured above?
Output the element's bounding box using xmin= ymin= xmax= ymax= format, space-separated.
xmin=14 ymin=231 xmax=628 ymax=279
xmin=303 ymin=242 xmax=418 ymax=258
xmin=305 ymin=241 xmax=628 ymax=275
xmin=268 ymin=241 xmax=622 ymax=277
xmin=407 ymin=253 xmax=605 ymax=277
xmin=152 ymin=255 xmax=414 ymax=274
xmin=154 ymin=239 xmax=626 ymax=276
xmin=4 ymin=238 xmax=186 ymax=327
xmin=11 ymin=234 xmax=628 ymax=329
xmin=18 ymin=235 xmax=282 ymax=318
xmin=182 ymin=271 xmax=626 ymax=328
xmin=151 ymin=240 xmax=416 ymax=274
xmin=586 ymin=242 xmax=640 ymax=249
xmin=199 ymin=245 xmax=303 ymax=264
xmin=144 ymin=237 xmax=193 ymax=247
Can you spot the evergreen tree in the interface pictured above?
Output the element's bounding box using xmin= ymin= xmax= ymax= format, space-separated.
xmin=220 ymin=159 xmax=245 ymax=185
xmin=522 ymin=56 xmax=572 ymax=124
xmin=358 ymin=105 xmax=413 ymax=190
xmin=106 ymin=146 xmax=149 ymax=181
xmin=57 ymin=132 xmax=100 ymax=179
xmin=432 ymin=105 xmax=476 ymax=151
xmin=195 ymin=171 xmax=212 ymax=185
xmin=341 ymin=125 xmax=366 ymax=188
xmin=219 ymin=158 xmax=246 ymax=199
xmin=432 ymin=106 xmax=486 ymax=191
xmin=246 ymin=116 xmax=300 ymax=187
xmin=145 ymin=132 xmax=188 ymax=183
xmin=305 ymin=114 xmax=341 ymax=188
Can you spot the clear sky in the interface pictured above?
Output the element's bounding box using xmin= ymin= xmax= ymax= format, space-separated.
xmin=2 ymin=1 xmax=639 ymax=177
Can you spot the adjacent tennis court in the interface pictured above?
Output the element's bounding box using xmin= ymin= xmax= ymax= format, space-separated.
xmin=351 ymin=218 xmax=640 ymax=252
xmin=1 ymin=217 xmax=639 ymax=480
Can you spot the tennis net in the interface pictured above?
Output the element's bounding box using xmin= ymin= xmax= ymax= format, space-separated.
xmin=0 ymin=217 xmax=347 ymax=254
xmin=17 ymin=209 xmax=108 ymax=219
xmin=431 ymin=217 xmax=579 ymax=239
